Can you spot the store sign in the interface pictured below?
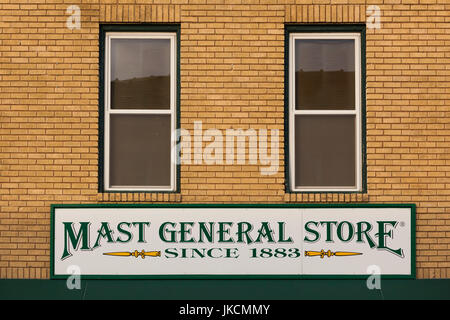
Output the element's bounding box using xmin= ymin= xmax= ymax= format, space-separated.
xmin=51 ymin=205 xmax=415 ymax=279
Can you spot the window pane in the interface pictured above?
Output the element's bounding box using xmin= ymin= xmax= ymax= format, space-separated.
xmin=110 ymin=38 xmax=171 ymax=109
xmin=295 ymin=115 xmax=356 ymax=187
xmin=109 ymin=114 xmax=171 ymax=187
xmin=295 ymin=39 xmax=355 ymax=110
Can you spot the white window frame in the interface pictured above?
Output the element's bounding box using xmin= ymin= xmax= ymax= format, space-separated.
xmin=289 ymin=32 xmax=362 ymax=192
xmin=104 ymin=32 xmax=177 ymax=192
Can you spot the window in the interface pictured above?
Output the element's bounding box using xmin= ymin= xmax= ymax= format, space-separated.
xmin=287 ymin=26 xmax=365 ymax=192
xmin=100 ymin=27 xmax=178 ymax=192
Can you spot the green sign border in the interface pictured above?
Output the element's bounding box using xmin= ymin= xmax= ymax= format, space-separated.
xmin=50 ymin=203 xmax=416 ymax=280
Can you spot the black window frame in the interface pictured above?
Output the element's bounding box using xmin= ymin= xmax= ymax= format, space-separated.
xmin=98 ymin=24 xmax=181 ymax=193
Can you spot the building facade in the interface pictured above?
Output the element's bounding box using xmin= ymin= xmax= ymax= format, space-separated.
xmin=0 ymin=0 xmax=449 ymax=279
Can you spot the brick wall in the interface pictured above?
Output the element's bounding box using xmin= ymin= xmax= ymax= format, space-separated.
xmin=0 ymin=0 xmax=448 ymax=278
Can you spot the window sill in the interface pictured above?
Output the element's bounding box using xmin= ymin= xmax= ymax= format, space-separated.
xmin=96 ymin=192 xmax=182 ymax=203
xmin=284 ymin=192 xmax=369 ymax=203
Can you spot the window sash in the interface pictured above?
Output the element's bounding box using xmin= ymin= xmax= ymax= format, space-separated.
xmin=289 ymin=33 xmax=362 ymax=192
xmin=104 ymin=32 xmax=177 ymax=191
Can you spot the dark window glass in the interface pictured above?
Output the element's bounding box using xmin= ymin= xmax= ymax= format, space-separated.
xmin=109 ymin=114 xmax=171 ymax=187
xmin=295 ymin=39 xmax=355 ymax=110
xmin=110 ymin=39 xmax=171 ymax=109
xmin=294 ymin=115 xmax=356 ymax=187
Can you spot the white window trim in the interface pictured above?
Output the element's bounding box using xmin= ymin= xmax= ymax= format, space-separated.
xmin=289 ymin=32 xmax=362 ymax=192
xmin=104 ymin=32 xmax=177 ymax=192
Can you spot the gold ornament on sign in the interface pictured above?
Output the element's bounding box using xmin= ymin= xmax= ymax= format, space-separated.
xmin=305 ymin=249 xmax=362 ymax=258
xmin=103 ymin=250 xmax=161 ymax=259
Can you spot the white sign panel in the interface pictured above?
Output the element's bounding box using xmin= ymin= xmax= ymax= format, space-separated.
xmin=51 ymin=205 xmax=414 ymax=278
